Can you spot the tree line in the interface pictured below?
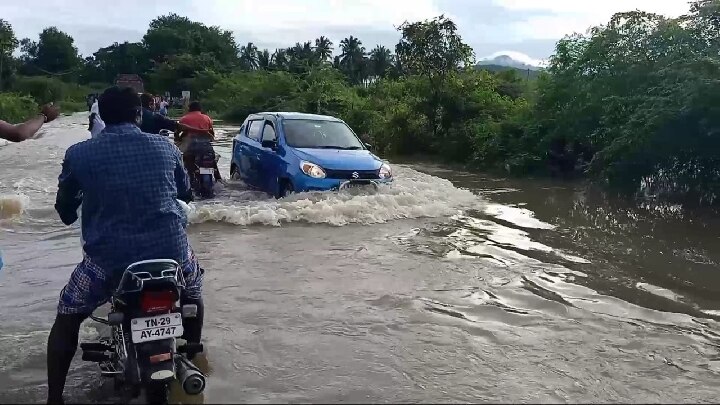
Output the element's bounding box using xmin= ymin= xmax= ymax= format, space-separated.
xmin=0 ymin=0 xmax=718 ymax=206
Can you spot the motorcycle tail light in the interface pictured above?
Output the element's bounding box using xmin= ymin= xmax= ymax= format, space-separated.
xmin=140 ymin=290 xmax=175 ymax=314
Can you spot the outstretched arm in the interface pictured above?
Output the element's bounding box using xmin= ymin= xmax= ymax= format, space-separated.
xmin=0 ymin=116 xmax=45 ymax=142
xmin=0 ymin=104 xmax=60 ymax=142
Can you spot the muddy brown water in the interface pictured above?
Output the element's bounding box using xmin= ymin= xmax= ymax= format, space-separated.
xmin=1 ymin=114 xmax=719 ymax=403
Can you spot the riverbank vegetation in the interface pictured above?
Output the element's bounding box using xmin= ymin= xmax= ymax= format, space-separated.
xmin=0 ymin=0 xmax=718 ymax=205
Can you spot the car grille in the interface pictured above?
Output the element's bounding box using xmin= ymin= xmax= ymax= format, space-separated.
xmin=324 ymin=169 xmax=380 ymax=180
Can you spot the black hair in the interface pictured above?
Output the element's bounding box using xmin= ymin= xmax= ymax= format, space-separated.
xmin=188 ymin=101 xmax=201 ymax=112
xmin=140 ymin=93 xmax=154 ymax=109
xmin=98 ymin=86 xmax=141 ymax=125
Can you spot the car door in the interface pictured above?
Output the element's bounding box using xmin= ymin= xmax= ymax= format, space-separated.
xmin=257 ymin=120 xmax=282 ymax=194
xmin=240 ymin=119 xmax=264 ymax=187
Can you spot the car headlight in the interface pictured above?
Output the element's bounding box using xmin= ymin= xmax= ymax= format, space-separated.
xmin=379 ymin=163 xmax=392 ymax=179
xmin=300 ymin=161 xmax=326 ymax=179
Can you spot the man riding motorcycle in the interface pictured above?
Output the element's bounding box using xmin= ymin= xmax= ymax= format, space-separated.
xmin=139 ymin=93 xmax=208 ymax=137
xmin=48 ymin=87 xmax=205 ymax=404
xmin=176 ymin=101 xmax=222 ymax=183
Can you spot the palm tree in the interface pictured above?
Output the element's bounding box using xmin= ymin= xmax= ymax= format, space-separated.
xmin=314 ymin=36 xmax=333 ymax=63
xmin=258 ymin=49 xmax=271 ymax=70
xmin=339 ymin=36 xmax=367 ymax=84
xmin=271 ymin=49 xmax=288 ymax=71
xmin=239 ymin=42 xmax=258 ymax=70
xmin=369 ymin=45 xmax=393 ymax=78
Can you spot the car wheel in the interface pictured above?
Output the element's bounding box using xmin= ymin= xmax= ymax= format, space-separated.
xmin=278 ymin=179 xmax=294 ymax=199
xmin=230 ymin=164 xmax=241 ymax=180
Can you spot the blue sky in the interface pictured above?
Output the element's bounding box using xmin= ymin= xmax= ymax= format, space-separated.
xmin=0 ymin=0 xmax=690 ymax=65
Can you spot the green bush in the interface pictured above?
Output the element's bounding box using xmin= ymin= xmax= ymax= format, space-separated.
xmin=11 ymin=76 xmax=99 ymax=104
xmin=0 ymin=93 xmax=39 ymax=122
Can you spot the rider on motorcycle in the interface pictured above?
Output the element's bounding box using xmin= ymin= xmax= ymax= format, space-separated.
xmin=139 ymin=93 xmax=209 ymax=137
xmin=48 ymin=87 xmax=205 ymax=404
xmin=177 ymin=101 xmax=222 ymax=182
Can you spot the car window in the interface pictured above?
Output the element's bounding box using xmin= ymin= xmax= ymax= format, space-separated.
xmin=247 ymin=120 xmax=262 ymax=141
xmin=262 ymin=122 xmax=276 ymax=142
xmin=283 ymin=120 xmax=363 ymax=149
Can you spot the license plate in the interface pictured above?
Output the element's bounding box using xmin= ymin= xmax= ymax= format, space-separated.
xmin=198 ymin=167 xmax=215 ymax=175
xmin=130 ymin=313 xmax=183 ymax=343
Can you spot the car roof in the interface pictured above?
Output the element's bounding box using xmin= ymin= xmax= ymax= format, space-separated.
xmin=253 ymin=112 xmax=342 ymax=122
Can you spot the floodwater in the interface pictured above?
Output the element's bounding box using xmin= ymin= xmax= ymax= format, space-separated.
xmin=1 ymin=114 xmax=719 ymax=403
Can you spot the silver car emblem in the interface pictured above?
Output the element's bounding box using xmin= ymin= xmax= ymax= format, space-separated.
xmin=352 ymin=171 xmax=359 ymax=179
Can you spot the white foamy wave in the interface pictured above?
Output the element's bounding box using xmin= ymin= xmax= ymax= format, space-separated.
xmin=188 ymin=166 xmax=481 ymax=226
xmin=0 ymin=194 xmax=30 ymax=220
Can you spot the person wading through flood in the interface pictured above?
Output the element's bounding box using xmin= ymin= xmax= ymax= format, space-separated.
xmin=177 ymin=101 xmax=222 ymax=182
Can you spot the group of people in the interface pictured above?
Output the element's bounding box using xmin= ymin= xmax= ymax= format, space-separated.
xmin=1 ymin=86 xmax=215 ymax=404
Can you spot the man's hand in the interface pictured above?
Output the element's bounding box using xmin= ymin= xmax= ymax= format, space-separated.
xmin=41 ymin=104 xmax=60 ymax=123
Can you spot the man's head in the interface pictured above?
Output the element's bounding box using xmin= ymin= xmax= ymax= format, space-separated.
xmin=140 ymin=93 xmax=155 ymax=109
xmin=99 ymin=87 xmax=141 ymax=125
xmin=188 ymin=101 xmax=202 ymax=112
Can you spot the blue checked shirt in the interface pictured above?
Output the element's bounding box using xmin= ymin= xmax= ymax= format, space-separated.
xmin=55 ymin=123 xmax=193 ymax=274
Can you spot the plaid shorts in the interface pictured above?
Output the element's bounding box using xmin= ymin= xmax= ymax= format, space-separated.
xmin=57 ymin=246 xmax=204 ymax=315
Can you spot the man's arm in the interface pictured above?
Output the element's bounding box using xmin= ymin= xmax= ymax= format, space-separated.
xmin=55 ymin=152 xmax=82 ymax=225
xmin=174 ymin=149 xmax=193 ymax=203
xmin=0 ymin=116 xmax=45 ymax=142
xmin=0 ymin=104 xmax=60 ymax=142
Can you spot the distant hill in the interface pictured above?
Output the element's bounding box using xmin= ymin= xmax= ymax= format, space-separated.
xmin=478 ymin=54 xmax=541 ymax=71
xmin=475 ymin=63 xmax=542 ymax=80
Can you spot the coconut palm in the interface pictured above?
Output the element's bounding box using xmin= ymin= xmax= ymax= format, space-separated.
xmin=369 ymin=45 xmax=393 ymax=78
xmin=314 ymin=36 xmax=333 ymax=63
xmin=271 ymin=48 xmax=288 ymax=71
xmin=239 ymin=42 xmax=258 ymax=70
xmin=258 ymin=49 xmax=271 ymax=70
xmin=339 ymin=36 xmax=367 ymax=84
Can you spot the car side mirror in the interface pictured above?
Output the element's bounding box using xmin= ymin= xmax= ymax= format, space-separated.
xmin=262 ymin=139 xmax=278 ymax=150
xmin=364 ymin=142 xmax=373 ymax=150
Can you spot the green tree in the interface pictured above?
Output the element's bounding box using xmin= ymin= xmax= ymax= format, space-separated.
xmin=240 ymin=42 xmax=259 ymax=70
xmin=0 ymin=19 xmax=19 ymax=90
xmin=394 ymin=15 xmax=475 ymax=139
xmin=339 ymin=36 xmax=367 ymax=84
xmin=143 ymin=14 xmax=239 ymax=69
xmin=369 ymin=45 xmax=393 ymax=78
xmin=19 ymin=27 xmax=81 ymax=77
xmin=395 ymin=15 xmax=474 ymax=78
xmin=271 ymin=49 xmax=289 ymax=71
xmin=82 ymin=41 xmax=149 ymax=84
xmin=314 ymin=36 xmax=333 ymax=62
xmin=258 ymin=49 xmax=271 ymax=70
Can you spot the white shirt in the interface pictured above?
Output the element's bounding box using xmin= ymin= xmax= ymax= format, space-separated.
xmin=89 ymin=100 xmax=105 ymax=138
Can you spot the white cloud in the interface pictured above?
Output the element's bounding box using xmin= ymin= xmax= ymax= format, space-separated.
xmin=493 ymin=0 xmax=691 ymax=39
xmin=196 ymin=0 xmax=440 ymax=30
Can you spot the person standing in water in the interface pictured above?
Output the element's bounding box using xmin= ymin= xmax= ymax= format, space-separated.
xmin=88 ymin=98 xmax=105 ymax=138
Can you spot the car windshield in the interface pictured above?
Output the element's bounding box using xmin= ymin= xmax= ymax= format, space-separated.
xmin=283 ymin=119 xmax=364 ymax=149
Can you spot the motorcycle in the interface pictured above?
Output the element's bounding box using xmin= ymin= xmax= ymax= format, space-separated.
xmin=165 ymin=129 xmax=218 ymax=200
xmin=80 ymin=259 xmax=206 ymax=404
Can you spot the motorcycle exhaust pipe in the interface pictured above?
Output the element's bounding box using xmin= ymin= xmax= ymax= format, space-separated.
xmin=175 ymin=356 xmax=206 ymax=395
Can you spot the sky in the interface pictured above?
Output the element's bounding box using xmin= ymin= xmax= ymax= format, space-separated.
xmin=0 ymin=0 xmax=691 ymax=66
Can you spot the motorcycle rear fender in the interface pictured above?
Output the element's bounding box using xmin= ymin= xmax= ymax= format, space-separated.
xmin=134 ymin=338 xmax=177 ymax=383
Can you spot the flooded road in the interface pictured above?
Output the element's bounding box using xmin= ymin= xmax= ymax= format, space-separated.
xmin=1 ymin=114 xmax=720 ymax=403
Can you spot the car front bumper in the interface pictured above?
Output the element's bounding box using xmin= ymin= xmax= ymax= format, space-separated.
xmin=295 ymin=176 xmax=393 ymax=192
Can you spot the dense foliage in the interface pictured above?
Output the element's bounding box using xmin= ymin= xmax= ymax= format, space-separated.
xmin=0 ymin=1 xmax=718 ymax=205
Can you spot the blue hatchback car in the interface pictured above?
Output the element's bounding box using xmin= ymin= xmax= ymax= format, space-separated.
xmin=231 ymin=112 xmax=393 ymax=198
